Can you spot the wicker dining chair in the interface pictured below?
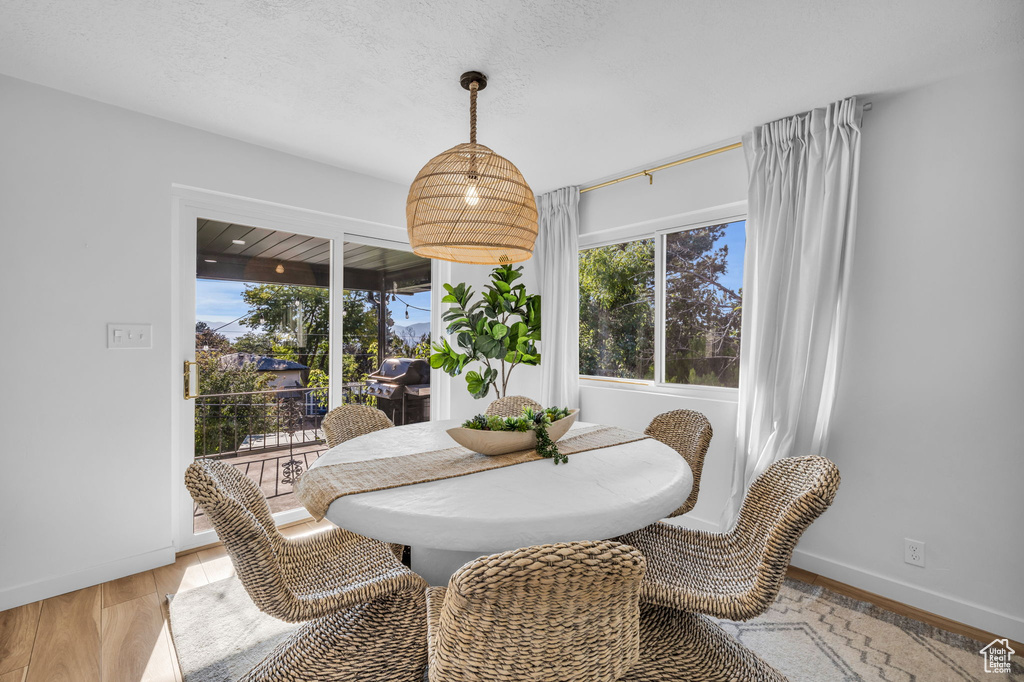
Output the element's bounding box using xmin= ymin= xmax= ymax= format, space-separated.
xmin=185 ymin=459 xmax=425 ymax=622
xmin=620 ymin=604 xmax=787 ymax=682
xmin=426 ymin=541 xmax=646 ymax=682
xmin=321 ymin=404 xmax=394 ymax=449
xmin=645 ymin=409 xmax=713 ymax=517
xmin=483 ymin=395 xmax=543 ymax=418
xmin=239 ymin=589 xmax=428 ymax=682
xmin=617 ymin=455 xmax=840 ymax=622
xmin=320 ymin=403 xmax=407 ymax=562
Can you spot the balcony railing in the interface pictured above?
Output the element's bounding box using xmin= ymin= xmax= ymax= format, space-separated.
xmin=192 ymin=383 xmax=368 ymax=531
xmin=193 ymin=384 xmax=369 ymax=459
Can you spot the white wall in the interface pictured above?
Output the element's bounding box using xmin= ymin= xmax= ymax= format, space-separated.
xmin=0 ymin=75 xmax=409 ymax=610
xmin=792 ymin=59 xmax=1024 ymax=640
xmin=575 ymin=60 xmax=1024 ymax=641
xmin=579 ymin=144 xmax=747 ymax=239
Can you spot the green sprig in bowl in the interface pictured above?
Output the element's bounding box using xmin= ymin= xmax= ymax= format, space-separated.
xmin=447 ymin=407 xmax=579 ymax=462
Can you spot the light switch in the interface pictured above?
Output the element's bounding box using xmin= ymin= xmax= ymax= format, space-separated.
xmin=108 ymin=323 xmax=152 ymax=349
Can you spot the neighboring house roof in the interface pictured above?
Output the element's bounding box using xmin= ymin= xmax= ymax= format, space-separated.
xmin=217 ymin=352 xmax=308 ymax=372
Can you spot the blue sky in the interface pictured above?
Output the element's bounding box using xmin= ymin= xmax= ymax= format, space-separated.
xmin=196 ymin=280 xmax=432 ymax=339
xmin=389 ymin=290 xmax=431 ymax=326
xmin=196 ymin=280 xmax=252 ymax=339
xmin=719 ymin=220 xmax=746 ymax=295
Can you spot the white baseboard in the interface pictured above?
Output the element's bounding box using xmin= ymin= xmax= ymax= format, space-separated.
xmin=0 ymin=545 xmax=176 ymax=612
xmin=661 ymin=516 xmax=1023 ymax=642
xmin=792 ymin=548 xmax=1024 ymax=643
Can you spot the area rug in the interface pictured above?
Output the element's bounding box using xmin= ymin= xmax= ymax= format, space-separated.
xmin=713 ymin=579 xmax=1024 ymax=681
xmin=167 ymin=578 xmax=297 ymax=682
xmin=168 ymin=576 xmax=1022 ymax=681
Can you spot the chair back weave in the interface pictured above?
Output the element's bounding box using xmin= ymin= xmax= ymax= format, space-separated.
xmin=483 ymin=395 xmax=543 ymax=418
xmin=184 ymin=459 xmax=295 ymax=616
xmin=430 ymin=541 xmax=645 ymax=682
xmin=321 ymin=404 xmax=394 ymax=449
xmin=644 ymin=410 xmax=713 ymax=517
xmin=734 ymin=455 xmax=840 ymax=614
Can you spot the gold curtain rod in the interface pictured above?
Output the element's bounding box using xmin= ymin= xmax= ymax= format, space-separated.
xmin=580 ymin=141 xmax=743 ymax=194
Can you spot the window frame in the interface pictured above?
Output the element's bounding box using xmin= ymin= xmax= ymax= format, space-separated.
xmin=578 ymin=209 xmax=747 ymax=400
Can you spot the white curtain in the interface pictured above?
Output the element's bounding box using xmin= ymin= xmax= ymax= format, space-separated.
xmin=536 ymin=186 xmax=580 ymax=408
xmin=724 ymin=97 xmax=863 ymax=525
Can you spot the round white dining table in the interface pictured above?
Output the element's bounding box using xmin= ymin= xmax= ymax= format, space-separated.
xmin=311 ymin=419 xmax=692 ymax=586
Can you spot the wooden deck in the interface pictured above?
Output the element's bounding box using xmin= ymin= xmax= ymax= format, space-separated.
xmin=192 ymin=442 xmax=328 ymax=534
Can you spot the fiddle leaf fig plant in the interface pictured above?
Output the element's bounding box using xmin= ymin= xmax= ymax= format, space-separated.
xmin=430 ymin=264 xmax=541 ymax=399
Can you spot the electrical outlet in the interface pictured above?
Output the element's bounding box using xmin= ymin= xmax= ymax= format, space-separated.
xmin=904 ymin=538 xmax=925 ymax=567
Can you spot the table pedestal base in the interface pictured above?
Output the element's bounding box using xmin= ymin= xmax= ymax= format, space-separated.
xmin=411 ymin=546 xmax=483 ymax=586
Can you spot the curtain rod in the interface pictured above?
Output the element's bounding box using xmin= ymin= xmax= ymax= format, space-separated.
xmin=585 ymin=99 xmax=872 ymax=193
xmin=580 ymin=141 xmax=743 ymax=194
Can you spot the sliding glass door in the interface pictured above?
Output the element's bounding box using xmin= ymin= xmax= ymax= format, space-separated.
xmin=175 ymin=199 xmax=436 ymax=549
xmin=188 ymin=219 xmax=333 ymax=534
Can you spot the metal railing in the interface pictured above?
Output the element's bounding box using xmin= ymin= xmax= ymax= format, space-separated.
xmin=193 ymin=384 xmax=369 ymax=459
xmin=191 ymin=384 xmax=370 ymax=524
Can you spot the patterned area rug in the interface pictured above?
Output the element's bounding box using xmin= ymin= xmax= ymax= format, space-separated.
xmin=168 ymin=576 xmax=1022 ymax=681
xmin=714 ymin=579 xmax=1024 ymax=681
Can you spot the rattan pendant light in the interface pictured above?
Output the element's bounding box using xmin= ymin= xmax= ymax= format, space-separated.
xmin=407 ymin=71 xmax=538 ymax=264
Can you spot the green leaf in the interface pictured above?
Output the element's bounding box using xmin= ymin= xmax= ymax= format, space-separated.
xmin=491 ymin=323 xmax=508 ymax=339
xmin=494 ymin=280 xmax=512 ymax=293
xmin=476 ymin=336 xmax=502 ymax=359
xmin=445 ymin=321 xmax=465 ymax=335
xmin=466 ymin=370 xmax=491 ymax=399
xmin=441 ymin=294 xmax=458 ymax=304
xmin=429 ymin=354 xmax=445 ymax=369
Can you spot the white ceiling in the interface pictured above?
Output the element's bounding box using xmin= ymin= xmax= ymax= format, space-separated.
xmin=2 ymin=1 xmax=1022 ymax=194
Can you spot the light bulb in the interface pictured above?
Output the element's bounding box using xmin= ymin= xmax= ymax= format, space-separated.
xmin=464 ymin=184 xmax=480 ymax=206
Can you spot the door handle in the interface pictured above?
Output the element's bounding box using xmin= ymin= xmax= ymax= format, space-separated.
xmin=184 ymin=360 xmax=200 ymax=400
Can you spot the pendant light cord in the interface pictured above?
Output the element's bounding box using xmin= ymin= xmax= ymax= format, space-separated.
xmin=469 ymin=80 xmax=478 ymax=145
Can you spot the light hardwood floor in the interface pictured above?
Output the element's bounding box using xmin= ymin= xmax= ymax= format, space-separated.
xmin=0 ymin=519 xmax=329 ymax=682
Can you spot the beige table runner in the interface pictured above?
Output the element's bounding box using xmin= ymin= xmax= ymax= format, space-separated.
xmin=297 ymin=425 xmax=649 ymax=521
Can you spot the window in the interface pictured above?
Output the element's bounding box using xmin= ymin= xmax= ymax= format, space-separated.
xmin=579 ymin=220 xmax=745 ymax=389
xmin=579 ymin=239 xmax=655 ymax=380
xmin=664 ymin=221 xmax=744 ymax=387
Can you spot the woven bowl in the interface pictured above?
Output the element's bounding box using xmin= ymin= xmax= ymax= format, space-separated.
xmin=447 ymin=410 xmax=579 ymax=456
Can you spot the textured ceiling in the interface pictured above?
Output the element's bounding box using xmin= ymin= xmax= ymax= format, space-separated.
xmin=2 ymin=1 xmax=1023 ymax=194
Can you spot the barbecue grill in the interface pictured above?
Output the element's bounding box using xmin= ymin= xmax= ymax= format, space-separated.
xmin=364 ymin=357 xmax=431 ymax=425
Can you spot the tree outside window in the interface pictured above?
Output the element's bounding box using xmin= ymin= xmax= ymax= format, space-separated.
xmin=578 ymin=220 xmax=745 ymax=388
xmin=579 ymin=239 xmax=655 ymax=380
xmin=664 ymin=221 xmax=744 ymax=387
